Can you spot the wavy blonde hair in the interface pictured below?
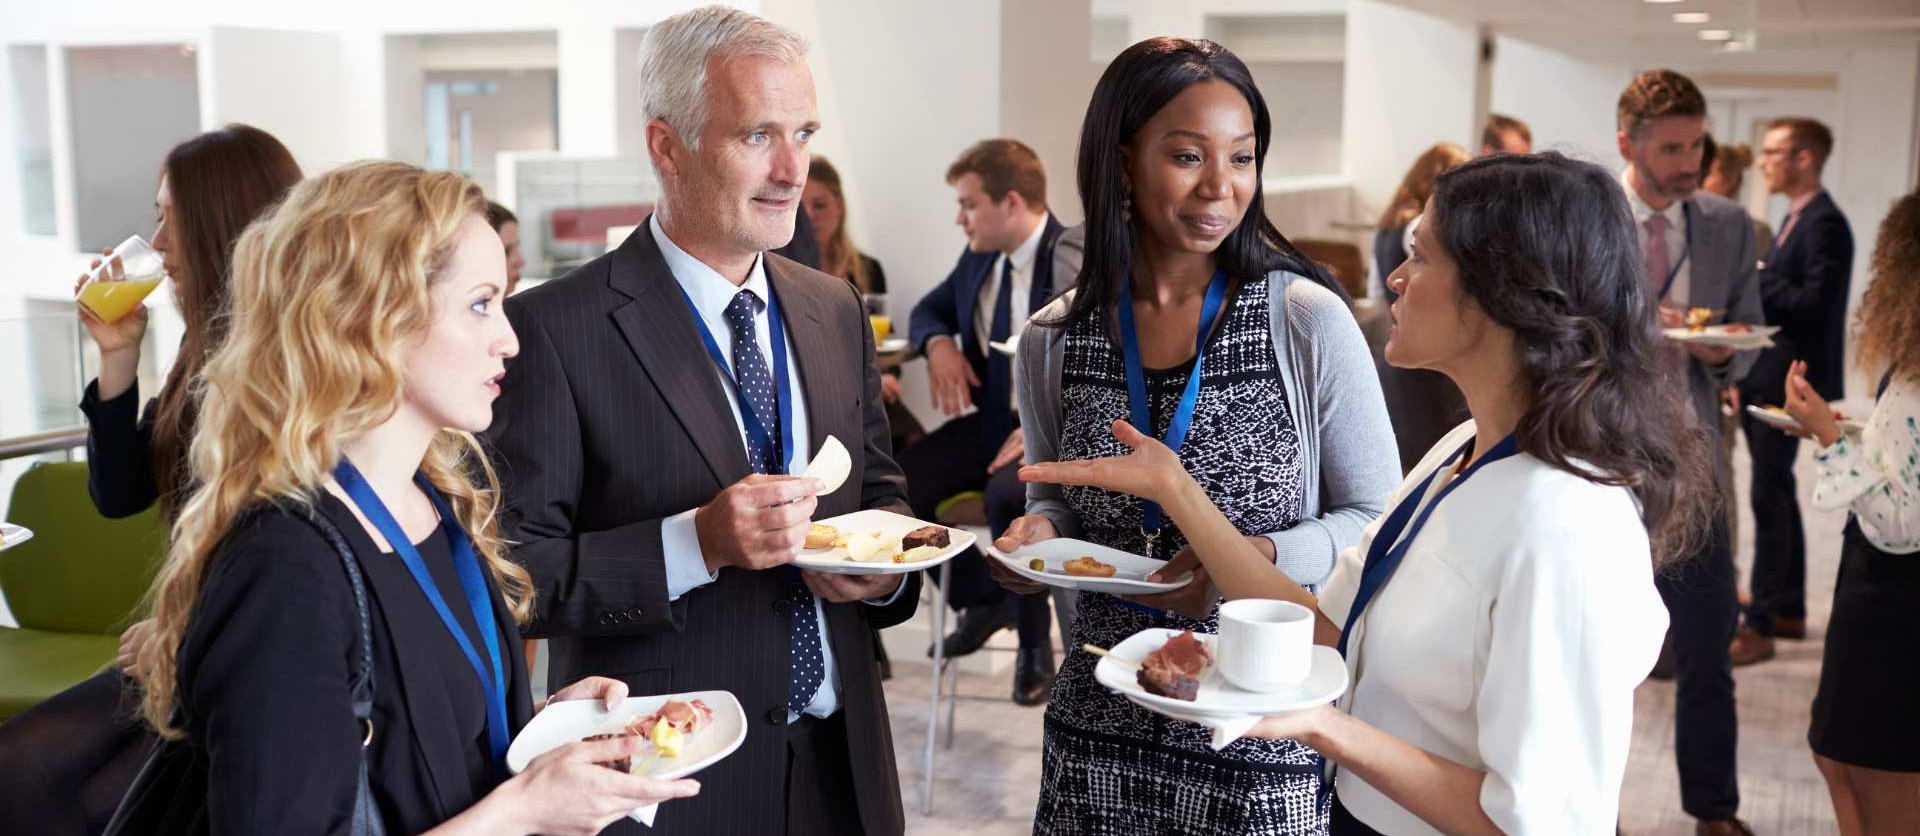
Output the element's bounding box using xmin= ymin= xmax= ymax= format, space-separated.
xmin=140 ymin=160 xmax=534 ymax=738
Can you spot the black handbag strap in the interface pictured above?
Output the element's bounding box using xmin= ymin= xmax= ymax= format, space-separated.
xmin=293 ymin=505 xmax=377 ymax=726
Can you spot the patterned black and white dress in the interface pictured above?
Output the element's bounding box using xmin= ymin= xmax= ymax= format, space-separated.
xmin=1034 ymin=275 xmax=1327 ymax=835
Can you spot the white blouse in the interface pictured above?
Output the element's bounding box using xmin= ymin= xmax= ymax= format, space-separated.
xmin=1810 ymin=371 xmax=1920 ymax=554
xmin=1318 ymin=421 xmax=1668 ymax=836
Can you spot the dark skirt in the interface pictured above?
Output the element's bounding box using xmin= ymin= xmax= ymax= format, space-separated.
xmin=0 ymin=668 xmax=157 ymax=835
xmin=1808 ymin=518 xmax=1920 ymax=772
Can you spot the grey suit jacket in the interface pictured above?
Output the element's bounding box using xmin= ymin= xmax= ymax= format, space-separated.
xmin=1671 ymin=192 xmax=1766 ymax=454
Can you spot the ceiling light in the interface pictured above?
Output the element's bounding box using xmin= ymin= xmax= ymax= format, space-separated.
xmin=1698 ymin=29 xmax=1733 ymax=41
xmin=1722 ymin=40 xmax=1753 ymax=52
xmin=1673 ymin=12 xmax=1710 ymax=23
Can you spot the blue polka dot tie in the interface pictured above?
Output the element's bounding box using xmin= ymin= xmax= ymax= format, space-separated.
xmin=721 ymin=290 xmax=821 ymax=716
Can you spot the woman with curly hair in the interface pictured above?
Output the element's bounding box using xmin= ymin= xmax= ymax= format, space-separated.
xmin=1766 ymin=187 xmax=1920 ymax=834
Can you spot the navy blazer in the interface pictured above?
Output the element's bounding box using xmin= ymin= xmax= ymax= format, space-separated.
xmin=1743 ymin=190 xmax=1854 ymax=402
xmin=907 ymin=215 xmax=1069 ymax=396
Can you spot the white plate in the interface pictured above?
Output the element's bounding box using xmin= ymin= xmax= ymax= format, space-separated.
xmin=1745 ymin=403 xmax=1867 ymax=436
xmin=507 ymin=689 xmax=747 ymax=781
xmin=987 ymin=538 xmax=1193 ymax=594
xmin=876 ymin=337 xmax=910 ymax=354
xmin=1093 ymin=628 xmax=1348 ymax=718
xmin=791 ymin=509 xmax=974 ymax=575
xmin=1662 ymin=324 xmax=1779 ymax=350
xmin=0 ymin=523 xmax=31 ymax=552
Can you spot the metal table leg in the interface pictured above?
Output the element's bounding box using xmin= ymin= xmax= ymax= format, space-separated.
xmin=921 ymin=561 xmax=950 ymax=815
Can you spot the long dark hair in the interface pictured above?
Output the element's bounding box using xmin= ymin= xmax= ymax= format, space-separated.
xmin=1049 ymin=37 xmax=1339 ymax=330
xmin=1429 ymin=152 xmax=1713 ymax=566
xmin=150 ymin=124 xmax=302 ymax=519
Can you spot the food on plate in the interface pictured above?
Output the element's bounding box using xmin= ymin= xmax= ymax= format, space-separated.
xmin=1029 ymin=558 xmax=1046 ymax=572
xmin=1724 ymin=322 xmax=1754 ymax=334
xmin=804 ymin=523 xmax=840 ymax=550
xmin=582 ymin=731 xmax=637 ymax=772
xmin=901 ymin=524 xmax=952 ymax=550
xmin=580 ymin=698 xmax=716 ymax=771
xmin=893 ymin=545 xmax=945 ymax=564
xmin=1137 ymin=631 xmax=1212 ymax=701
xmin=1064 ymin=556 xmax=1117 ymax=578
xmin=839 ymin=530 xmax=902 ymax=563
xmin=1685 ymin=307 xmax=1714 ymax=333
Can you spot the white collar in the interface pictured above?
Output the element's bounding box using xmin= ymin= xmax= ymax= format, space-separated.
xmin=1003 ymin=215 xmax=1049 ymax=275
xmin=650 ymin=215 xmax=771 ymax=316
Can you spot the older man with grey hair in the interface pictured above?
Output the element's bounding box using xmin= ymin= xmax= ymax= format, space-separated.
xmin=486 ymin=6 xmax=915 ymax=834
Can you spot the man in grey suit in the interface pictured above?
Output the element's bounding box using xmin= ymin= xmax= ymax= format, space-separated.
xmin=1616 ymin=69 xmax=1763 ymax=836
xmin=485 ymin=8 xmax=915 ymax=835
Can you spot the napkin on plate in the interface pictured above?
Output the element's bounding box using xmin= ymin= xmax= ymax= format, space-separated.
xmin=632 ymin=803 xmax=659 ymax=827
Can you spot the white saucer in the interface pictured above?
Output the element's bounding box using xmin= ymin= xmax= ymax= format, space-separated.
xmin=1745 ymin=403 xmax=1867 ymax=436
xmin=1093 ymin=628 xmax=1348 ymax=718
xmin=876 ymin=337 xmax=910 ymax=354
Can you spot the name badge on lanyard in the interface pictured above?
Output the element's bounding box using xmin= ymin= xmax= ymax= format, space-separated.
xmin=1336 ymin=433 xmax=1520 ymax=656
xmin=1116 ymin=271 xmax=1230 ymax=558
xmin=333 ymin=459 xmax=511 ymax=778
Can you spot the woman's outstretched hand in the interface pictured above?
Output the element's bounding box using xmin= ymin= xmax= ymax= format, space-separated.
xmin=1018 ymin=419 xmax=1188 ymax=505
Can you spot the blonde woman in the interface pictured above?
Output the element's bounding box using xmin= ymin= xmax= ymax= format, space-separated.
xmin=137 ymin=162 xmax=698 ymax=835
xmin=1373 ymin=142 xmax=1473 ymax=472
xmin=803 ymin=156 xmax=886 ymax=296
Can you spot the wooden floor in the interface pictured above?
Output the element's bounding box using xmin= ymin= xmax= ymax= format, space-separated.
xmin=884 ymin=433 xmax=1850 ymax=835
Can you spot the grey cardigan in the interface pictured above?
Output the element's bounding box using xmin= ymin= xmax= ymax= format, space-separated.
xmin=1017 ymin=271 xmax=1400 ymax=586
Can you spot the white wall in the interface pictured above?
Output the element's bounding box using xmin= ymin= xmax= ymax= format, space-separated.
xmin=1490 ymin=35 xmax=1629 ymax=167
xmin=1340 ymin=0 xmax=1477 ymax=216
xmin=65 ymin=44 xmax=201 ymax=252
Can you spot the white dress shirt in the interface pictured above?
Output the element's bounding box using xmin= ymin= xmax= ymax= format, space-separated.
xmin=1318 ymin=420 xmax=1668 ymax=835
xmin=1622 ymin=170 xmax=1692 ymax=305
xmin=972 ymin=218 xmax=1048 ymax=351
xmin=649 ymin=217 xmax=896 ymax=721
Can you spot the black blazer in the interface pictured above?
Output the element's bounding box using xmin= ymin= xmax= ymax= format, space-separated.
xmin=1744 ymin=190 xmax=1854 ymax=401
xmin=906 ymin=215 xmax=1068 ymax=401
xmin=177 ymin=497 xmax=534 ymax=836
xmin=484 ymin=220 xmax=918 ymax=836
xmin=79 ymin=380 xmax=162 ymax=519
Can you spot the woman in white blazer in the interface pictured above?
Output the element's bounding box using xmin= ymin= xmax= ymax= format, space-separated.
xmin=1023 ymin=153 xmax=1716 ymax=836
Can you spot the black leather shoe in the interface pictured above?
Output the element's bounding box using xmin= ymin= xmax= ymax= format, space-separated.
xmin=1013 ymin=647 xmax=1056 ymax=706
xmin=929 ymin=606 xmax=1014 ymax=658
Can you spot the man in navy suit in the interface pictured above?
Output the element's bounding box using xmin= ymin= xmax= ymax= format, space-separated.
xmin=1733 ymin=117 xmax=1855 ymax=665
xmin=902 ymin=138 xmax=1081 ymax=705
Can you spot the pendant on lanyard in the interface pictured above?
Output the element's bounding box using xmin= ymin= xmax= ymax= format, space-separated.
xmin=677 ymin=282 xmax=795 ymax=474
xmin=333 ymin=458 xmax=511 ymax=778
xmin=1116 ymin=271 xmax=1230 ymax=558
xmin=1336 ymin=433 xmax=1520 ymax=656
xmin=1656 ymin=201 xmax=1694 ymax=304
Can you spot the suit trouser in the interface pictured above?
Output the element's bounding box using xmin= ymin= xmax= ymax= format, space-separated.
xmin=1741 ymin=412 xmax=1806 ymax=635
xmin=785 ymin=712 xmax=865 ymax=836
xmin=1656 ymin=514 xmax=1741 ymax=820
xmin=897 ymin=412 xmax=1054 ymax=651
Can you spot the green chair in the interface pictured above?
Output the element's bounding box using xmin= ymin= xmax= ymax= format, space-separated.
xmin=0 ymin=461 xmax=166 ymax=719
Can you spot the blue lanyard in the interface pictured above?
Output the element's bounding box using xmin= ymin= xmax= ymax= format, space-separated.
xmin=1116 ymin=271 xmax=1230 ymax=539
xmin=1337 ymin=433 xmax=1520 ymax=656
xmin=333 ymin=458 xmax=510 ymax=778
xmin=677 ymin=282 xmax=795 ymax=474
xmin=1655 ymin=201 xmax=1694 ymax=303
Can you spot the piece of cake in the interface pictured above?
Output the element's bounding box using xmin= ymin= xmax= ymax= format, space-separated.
xmin=901 ymin=524 xmax=951 ymax=550
xmin=1136 ymin=631 xmax=1212 ymax=701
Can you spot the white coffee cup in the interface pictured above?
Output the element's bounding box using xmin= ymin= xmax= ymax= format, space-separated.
xmin=1217 ymin=599 xmax=1314 ymax=692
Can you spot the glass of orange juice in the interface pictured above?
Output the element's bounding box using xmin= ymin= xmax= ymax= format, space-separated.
xmin=75 ymin=235 xmax=167 ymax=323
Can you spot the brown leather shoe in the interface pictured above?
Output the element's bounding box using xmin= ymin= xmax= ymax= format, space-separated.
xmin=1696 ymin=818 xmax=1754 ymax=836
xmin=1729 ymin=626 xmax=1776 ymax=666
xmin=1773 ymin=616 xmax=1807 ymax=640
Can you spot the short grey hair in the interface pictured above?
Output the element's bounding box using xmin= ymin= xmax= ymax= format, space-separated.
xmin=638 ymin=5 xmax=809 ymax=152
